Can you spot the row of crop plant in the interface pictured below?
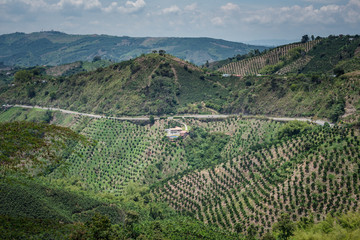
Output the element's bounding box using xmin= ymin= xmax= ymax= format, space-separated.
xmin=153 ymin=124 xmax=360 ymax=237
xmin=219 ymin=40 xmax=319 ymax=76
xmin=49 ymin=117 xmax=155 ymax=193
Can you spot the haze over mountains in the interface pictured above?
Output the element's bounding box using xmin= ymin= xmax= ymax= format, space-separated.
xmin=0 ymin=31 xmax=268 ymax=67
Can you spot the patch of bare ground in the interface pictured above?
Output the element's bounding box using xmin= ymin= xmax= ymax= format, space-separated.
xmin=343 ymin=98 xmax=357 ymax=119
xmin=344 ymin=70 xmax=360 ymax=77
xmin=46 ymin=62 xmax=81 ymax=76
xmin=166 ymin=55 xmax=198 ymax=71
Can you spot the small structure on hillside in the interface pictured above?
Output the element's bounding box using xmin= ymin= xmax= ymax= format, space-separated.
xmin=165 ymin=126 xmax=189 ymax=140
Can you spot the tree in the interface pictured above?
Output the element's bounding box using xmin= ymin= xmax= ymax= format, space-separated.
xmin=27 ymin=87 xmax=36 ymax=98
xmin=247 ymin=224 xmax=257 ymax=240
xmin=334 ymin=66 xmax=345 ymax=77
xmin=277 ymin=120 xmax=311 ymax=139
xmin=273 ymin=213 xmax=295 ymax=240
xmin=93 ymin=55 xmax=102 ymax=62
xmin=0 ymin=121 xmax=87 ymax=178
xmin=159 ymin=50 xmax=166 ymax=56
xmin=301 ymin=35 xmax=309 ymax=43
xmin=262 ymin=232 xmax=276 ymax=240
xmin=85 ymin=213 xmax=112 ymax=240
xmin=149 ymin=115 xmax=155 ymax=125
xmin=14 ymin=70 xmax=33 ymax=83
xmin=234 ymin=223 xmax=242 ymax=233
xmin=50 ymin=92 xmax=56 ymax=101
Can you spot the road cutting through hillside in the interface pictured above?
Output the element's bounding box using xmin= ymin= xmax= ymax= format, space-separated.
xmin=7 ymin=104 xmax=333 ymax=126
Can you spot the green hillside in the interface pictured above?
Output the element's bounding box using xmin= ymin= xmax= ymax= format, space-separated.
xmin=1 ymin=34 xmax=360 ymax=239
xmin=216 ymin=35 xmax=360 ymax=76
xmin=0 ymin=53 xmax=230 ymax=116
xmin=0 ymin=119 xmax=241 ymax=239
xmin=153 ymin=121 xmax=360 ymax=235
xmin=218 ymin=40 xmax=319 ymax=76
xmin=1 ymin=47 xmax=360 ymax=123
xmin=0 ymin=31 xmax=267 ymax=66
xmin=1 ymin=107 xmax=360 ymax=239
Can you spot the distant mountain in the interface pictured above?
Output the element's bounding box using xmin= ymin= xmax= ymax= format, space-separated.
xmin=245 ymin=38 xmax=298 ymax=47
xmin=0 ymin=31 xmax=268 ymax=66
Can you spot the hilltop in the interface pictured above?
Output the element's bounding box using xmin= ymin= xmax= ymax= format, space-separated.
xmin=0 ymin=53 xmax=232 ymax=116
xmin=0 ymin=31 xmax=267 ymax=66
xmin=214 ymin=35 xmax=360 ymax=76
xmin=1 ymin=43 xmax=360 ymax=124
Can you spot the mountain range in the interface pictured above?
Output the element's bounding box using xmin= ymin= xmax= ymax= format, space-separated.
xmin=0 ymin=31 xmax=268 ymax=66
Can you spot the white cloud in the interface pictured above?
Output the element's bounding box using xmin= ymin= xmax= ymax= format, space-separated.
xmin=101 ymin=0 xmax=146 ymax=14
xmin=349 ymin=0 xmax=360 ymax=6
xmin=56 ymin=0 xmax=102 ymax=10
xmin=125 ymin=0 xmax=145 ymax=9
xmin=185 ymin=3 xmax=197 ymax=11
xmin=221 ymin=3 xmax=240 ymax=12
xmin=211 ymin=17 xmax=224 ymax=26
xmin=102 ymin=2 xmax=117 ymax=13
xmin=162 ymin=5 xmax=181 ymax=14
xmin=6 ymin=0 xmax=49 ymax=10
xmin=302 ymin=0 xmax=342 ymax=3
xmin=117 ymin=0 xmax=146 ymax=13
xmin=242 ymin=4 xmax=347 ymax=24
xmin=343 ymin=0 xmax=360 ymax=22
xmin=90 ymin=20 xmax=100 ymax=25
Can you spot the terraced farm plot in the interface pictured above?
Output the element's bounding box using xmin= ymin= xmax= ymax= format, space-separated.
xmin=3 ymin=107 xmax=359 ymax=237
xmin=153 ymin=125 xmax=360 ymax=236
xmin=219 ymin=41 xmax=319 ymax=76
xmin=50 ymin=118 xmax=153 ymax=193
xmin=48 ymin=117 xmax=193 ymax=194
xmin=47 ymin=116 xmax=286 ymax=196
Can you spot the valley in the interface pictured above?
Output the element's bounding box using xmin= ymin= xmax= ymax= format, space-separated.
xmin=1 ymin=34 xmax=360 ymax=239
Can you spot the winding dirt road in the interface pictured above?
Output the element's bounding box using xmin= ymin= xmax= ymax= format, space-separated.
xmin=7 ymin=104 xmax=333 ymax=126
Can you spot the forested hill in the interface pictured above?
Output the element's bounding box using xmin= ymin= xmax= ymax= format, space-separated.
xmin=1 ymin=43 xmax=360 ymax=124
xmin=0 ymin=31 xmax=267 ymax=66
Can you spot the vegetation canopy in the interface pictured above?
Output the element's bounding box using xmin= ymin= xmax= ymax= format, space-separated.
xmin=0 ymin=121 xmax=87 ymax=178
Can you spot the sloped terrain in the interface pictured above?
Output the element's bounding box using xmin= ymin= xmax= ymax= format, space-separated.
xmin=0 ymin=31 xmax=267 ymax=66
xmin=1 ymin=105 xmax=360 ymax=239
xmin=2 ymin=51 xmax=359 ymax=123
xmin=1 ymin=34 xmax=360 ymax=239
xmin=0 ymin=54 xmax=229 ymax=116
xmin=153 ymin=122 xmax=360 ymax=236
xmin=218 ymin=35 xmax=360 ymax=77
xmin=219 ymin=40 xmax=319 ymax=76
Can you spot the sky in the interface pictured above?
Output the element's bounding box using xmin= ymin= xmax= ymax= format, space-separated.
xmin=1 ymin=0 xmax=360 ymax=44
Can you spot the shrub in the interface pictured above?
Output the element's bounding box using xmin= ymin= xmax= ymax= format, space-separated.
xmin=277 ymin=121 xmax=312 ymax=139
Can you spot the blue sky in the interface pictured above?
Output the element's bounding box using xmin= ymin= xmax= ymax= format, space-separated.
xmin=0 ymin=0 xmax=359 ymax=44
